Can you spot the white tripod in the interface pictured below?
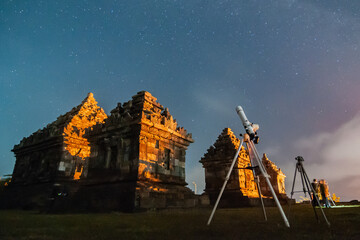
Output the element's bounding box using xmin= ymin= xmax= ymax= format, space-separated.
xmin=207 ymin=106 xmax=290 ymax=228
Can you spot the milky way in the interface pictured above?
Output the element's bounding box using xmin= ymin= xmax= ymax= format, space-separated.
xmin=1 ymin=0 xmax=360 ymax=200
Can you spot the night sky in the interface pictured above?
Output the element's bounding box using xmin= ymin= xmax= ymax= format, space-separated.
xmin=1 ymin=0 xmax=360 ymax=201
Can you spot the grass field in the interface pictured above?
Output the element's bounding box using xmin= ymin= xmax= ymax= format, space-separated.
xmin=0 ymin=204 xmax=359 ymax=240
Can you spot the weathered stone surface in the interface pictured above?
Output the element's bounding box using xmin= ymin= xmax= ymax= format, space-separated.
xmin=200 ymin=128 xmax=288 ymax=207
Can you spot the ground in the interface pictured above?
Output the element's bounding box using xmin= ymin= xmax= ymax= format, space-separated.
xmin=0 ymin=205 xmax=359 ymax=240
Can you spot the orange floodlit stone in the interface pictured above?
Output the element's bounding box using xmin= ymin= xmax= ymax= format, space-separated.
xmin=62 ymin=93 xmax=107 ymax=179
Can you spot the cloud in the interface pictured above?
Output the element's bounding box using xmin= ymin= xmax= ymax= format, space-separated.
xmin=294 ymin=113 xmax=360 ymax=201
xmin=262 ymin=145 xmax=281 ymax=157
xmin=193 ymin=90 xmax=235 ymax=118
xmin=329 ymin=175 xmax=360 ymax=201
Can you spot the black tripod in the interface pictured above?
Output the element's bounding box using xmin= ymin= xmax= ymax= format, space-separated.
xmin=288 ymin=156 xmax=330 ymax=227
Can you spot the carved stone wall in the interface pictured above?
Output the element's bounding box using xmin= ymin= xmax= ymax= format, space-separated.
xmin=200 ymin=128 xmax=287 ymax=207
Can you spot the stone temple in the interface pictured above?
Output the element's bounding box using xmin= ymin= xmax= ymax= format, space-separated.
xmin=4 ymin=91 xmax=196 ymax=211
xmin=200 ymin=128 xmax=287 ymax=207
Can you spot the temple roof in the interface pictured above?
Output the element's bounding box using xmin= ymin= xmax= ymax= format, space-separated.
xmin=89 ymin=91 xmax=193 ymax=142
xmin=13 ymin=93 xmax=107 ymax=150
xmin=200 ymin=128 xmax=244 ymax=163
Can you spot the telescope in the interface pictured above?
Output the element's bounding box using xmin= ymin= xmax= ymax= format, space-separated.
xmin=207 ymin=105 xmax=290 ymax=228
xmin=236 ymin=106 xmax=260 ymax=143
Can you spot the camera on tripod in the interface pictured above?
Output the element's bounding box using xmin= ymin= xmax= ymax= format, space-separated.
xmin=289 ymin=155 xmax=330 ymax=226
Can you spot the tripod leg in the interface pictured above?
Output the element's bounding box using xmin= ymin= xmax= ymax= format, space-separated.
xmin=249 ymin=141 xmax=268 ymax=177
xmin=207 ymin=138 xmax=244 ymax=226
xmin=288 ymin=162 xmax=299 ymax=218
xmin=301 ymin=165 xmax=331 ymax=227
xmin=249 ymin=141 xmax=290 ymax=228
xmin=247 ymin=142 xmax=267 ymax=221
xmin=299 ymin=167 xmax=307 ymax=196
xmin=328 ymin=193 xmax=336 ymax=206
xmin=255 ymin=175 xmax=267 ymax=221
xmin=300 ymin=165 xmax=319 ymax=222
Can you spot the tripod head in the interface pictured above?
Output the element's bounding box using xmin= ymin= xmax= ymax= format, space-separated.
xmin=295 ymin=156 xmax=304 ymax=162
xmin=236 ymin=106 xmax=260 ymax=144
xmin=295 ymin=156 xmax=305 ymax=172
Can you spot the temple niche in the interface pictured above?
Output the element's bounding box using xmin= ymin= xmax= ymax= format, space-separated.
xmin=4 ymin=91 xmax=196 ymax=212
xmin=200 ymin=128 xmax=287 ymax=207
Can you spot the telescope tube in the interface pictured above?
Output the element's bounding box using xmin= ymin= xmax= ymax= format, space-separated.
xmin=236 ymin=106 xmax=256 ymax=139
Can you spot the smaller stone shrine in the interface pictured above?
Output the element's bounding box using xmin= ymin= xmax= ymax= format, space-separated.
xmin=200 ymin=128 xmax=287 ymax=207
